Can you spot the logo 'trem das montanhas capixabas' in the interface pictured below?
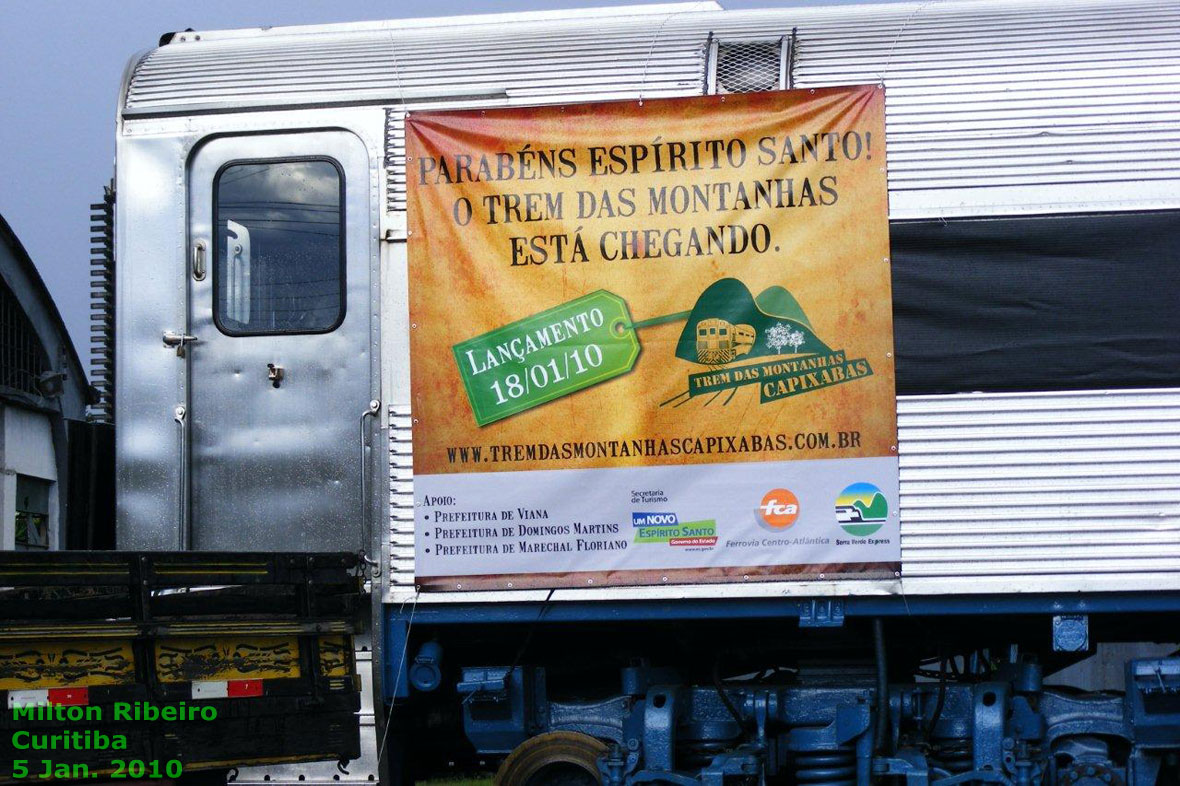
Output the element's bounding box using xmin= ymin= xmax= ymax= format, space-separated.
xmin=664 ymin=278 xmax=873 ymax=407
xmin=450 ymin=277 xmax=873 ymax=426
xmin=632 ymin=512 xmax=718 ymax=548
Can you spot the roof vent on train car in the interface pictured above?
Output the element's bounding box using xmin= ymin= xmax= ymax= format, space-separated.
xmin=707 ymin=33 xmax=795 ymax=94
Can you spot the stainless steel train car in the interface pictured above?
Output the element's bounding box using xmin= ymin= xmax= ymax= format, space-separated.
xmin=101 ymin=1 xmax=1180 ymax=784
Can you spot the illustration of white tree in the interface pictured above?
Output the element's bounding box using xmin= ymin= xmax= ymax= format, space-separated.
xmin=765 ymin=322 xmax=791 ymax=353
xmin=766 ymin=322 xmax=808 ymax=354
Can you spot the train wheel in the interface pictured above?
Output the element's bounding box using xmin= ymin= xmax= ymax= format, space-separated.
xmin=495 ymin=731 xmax=608 ymax=786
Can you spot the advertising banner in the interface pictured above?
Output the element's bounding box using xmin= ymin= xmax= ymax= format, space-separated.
xmin=406 ymin=85 xmax=899 ymax=590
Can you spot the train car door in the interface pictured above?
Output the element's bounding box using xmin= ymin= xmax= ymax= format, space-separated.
xmin=184 ymin=131 xmax=374 ymax=551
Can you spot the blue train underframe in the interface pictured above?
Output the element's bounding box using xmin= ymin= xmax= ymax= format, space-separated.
xmin=384 ymin=593 xmax=1180 ymax=785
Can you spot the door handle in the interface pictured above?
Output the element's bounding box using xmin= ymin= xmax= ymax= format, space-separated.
xmin=360 ymin=400 xmax=381 ymax=571
xmin=192 ymin=240 xmax=207 ymax=281
xmin=163 ymin=331 xmax=199 ymax=357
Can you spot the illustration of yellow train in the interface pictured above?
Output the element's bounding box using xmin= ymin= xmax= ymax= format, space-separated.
xmin=695 ymin=318 xmax=756 ymax=364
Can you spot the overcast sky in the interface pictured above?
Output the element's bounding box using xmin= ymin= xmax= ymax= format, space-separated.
xmin=0 ymin=0 xmax=888 ymax=372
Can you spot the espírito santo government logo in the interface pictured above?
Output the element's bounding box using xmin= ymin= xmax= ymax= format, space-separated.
xmin=835 ymin=482 xmax=888 ymax=536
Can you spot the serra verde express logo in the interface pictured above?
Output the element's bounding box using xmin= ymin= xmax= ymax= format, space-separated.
xmin=757 ymin=488 xmax=800 ymax=530
xmin=835 ymin=482 xmax=888 ymax=536
xmin=632 ymin=512 xmax=718 ymax=548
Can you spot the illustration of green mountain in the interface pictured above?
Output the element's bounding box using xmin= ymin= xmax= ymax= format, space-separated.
xmin=852 ymin=493 xmax=888 ymax=522
xmin=675 ymin=278 xmax=831 ymax=365
xmin=755 ymin=285 xmax=813 ymax=329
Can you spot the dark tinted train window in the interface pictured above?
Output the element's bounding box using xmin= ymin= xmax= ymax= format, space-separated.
xmin=214 ymin=158 xmax=344 ymax=335
xmin=890 ymin=210 xmax=1180 ymax=394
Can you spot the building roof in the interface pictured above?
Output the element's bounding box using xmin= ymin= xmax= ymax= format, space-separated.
xmin=0 ymin=212 xmax=89 ymax=417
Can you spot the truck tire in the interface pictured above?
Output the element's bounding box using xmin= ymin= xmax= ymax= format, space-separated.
xmin=495 ymin=731 xmax=608 ymax=786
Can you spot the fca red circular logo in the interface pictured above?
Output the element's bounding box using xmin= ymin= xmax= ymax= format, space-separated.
xmin=758 ymin=489 xmax=800 ymax=529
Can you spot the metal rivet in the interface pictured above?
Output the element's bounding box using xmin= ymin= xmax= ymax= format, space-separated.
xmin=890 ymin=445 xmax=897 ymax=452
xmin=886 ymin=352 xmax=893 ymax=358
xmin=819 ymin=573 xmax=826 ymax=579
xmin=411 ymin=323 xmax=418 ymax=329
xmin=661 ymin=576 xmax=668 ymax=582
xmin=456 ymin=583 xmax=462 ymax=589
xmin=883 ymin=257 xmax=890 ymax=263
xmin=587 ymin=579 xmax=594 ymax=585
xmin=507 ymin=582 xmax=513 ymax=588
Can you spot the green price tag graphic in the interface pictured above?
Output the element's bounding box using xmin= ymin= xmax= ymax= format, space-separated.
xmin=453 ymin=290 xmax=641 ymax=426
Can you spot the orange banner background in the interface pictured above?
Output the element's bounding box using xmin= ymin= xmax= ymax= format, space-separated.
xmin=407 ymin=86 xmax=895 ymax=477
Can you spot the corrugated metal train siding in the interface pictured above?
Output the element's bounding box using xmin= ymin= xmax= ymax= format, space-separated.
xmin=387 ymin=388 xmax=1180 ymax=590
xmin=899 ymin=389 xmax=1180 ymax=579
xmin=782 ymin=3 xmax=1180 ymax=209
xmin=124 ymin=0 xmax=1180 ymax=216
xmin=124 ymin=21 xmax=708 ymax=106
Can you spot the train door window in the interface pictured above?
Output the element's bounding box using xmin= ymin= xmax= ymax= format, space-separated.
xmin=213 ymin=158 xmax=345 ymax=335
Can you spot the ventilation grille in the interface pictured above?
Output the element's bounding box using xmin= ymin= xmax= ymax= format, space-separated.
xmin=389 ymin=404 xmax=415 ymax=587
xmin=385 ymin=109 xmax=407 ymax=215
xmin=89 ymin=182 xmax=115 ymax=423
xmin=709 ymin=38 xmax=789 ymax=94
